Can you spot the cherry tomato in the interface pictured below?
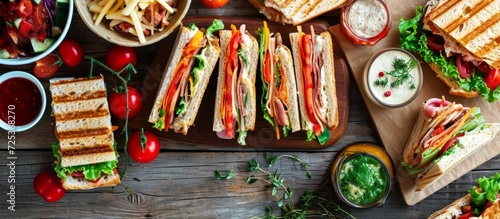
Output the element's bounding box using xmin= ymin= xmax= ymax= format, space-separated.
xmin=18 ymin=0 xmax=33 ymax=18
xmin=200 ymin=0 xmax=229 ymax=8
xmin=484 ymin=68 xmax=500 ymax=90
xmin=109 ymin=86 xmax=143 ymax=119
xmin=34 ymin=54 xmax=61 ymax=78
xmin=57 ymin=39 xmax=83 ymax=67
xmin=106 ymin=45 xmax=137 ymax=72
xmin=476 ymin=62 xmax=491 ymax=74
xmin=456 ymin=55 xmax=475 ymax=79
xmin=427 ymin=34 xmax=445 ymax=53
xmin=128 ymin=129 xmax=160 ymax=163
xmin=33 ymin=170 xmax=65 ymax=202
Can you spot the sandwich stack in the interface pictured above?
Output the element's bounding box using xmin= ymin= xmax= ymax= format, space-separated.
xmin=50 ymin=77 xmax=120 ymax=190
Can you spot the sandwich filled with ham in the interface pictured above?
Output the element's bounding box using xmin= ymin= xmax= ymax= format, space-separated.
xmin=257 ymin=21 xmax=300 ymax=139
xmin=402 ymin=97 xmax=500 ymax=191
xmin=289 ymin=25 xmax=339 ymax=145
xmin=213 ymin=24 xmax=259 ymax=145
xmin=149 ymin=19 xmax=224 ymax=134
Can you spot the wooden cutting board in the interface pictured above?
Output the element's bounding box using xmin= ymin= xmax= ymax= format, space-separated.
xmin=330 ymin=0 xmax=500 ymax=206
xmin=128 ymin=16 xmax=350 ymax=149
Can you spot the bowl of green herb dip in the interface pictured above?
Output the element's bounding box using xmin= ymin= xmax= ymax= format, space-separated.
xmin=331 ymin=142 xmax=394 ymax=208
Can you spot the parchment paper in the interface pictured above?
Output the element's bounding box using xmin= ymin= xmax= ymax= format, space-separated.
xmin=329 ymin=0 xmax=500 ymax=205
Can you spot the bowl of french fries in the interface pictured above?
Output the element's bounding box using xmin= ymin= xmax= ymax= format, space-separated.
xmin=75 ymin=0 xmax=190 ymax=47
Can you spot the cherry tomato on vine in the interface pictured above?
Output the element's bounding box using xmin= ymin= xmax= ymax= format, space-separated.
xmin=109 ymin=86 xmax=143 ymax=119
xmin=34 ymin=54 xmax=61 ymax=78
xmin=57 ymin=39 xmax=84 ymax=67
xmin=200 ymin=0 xmax=229 ymax=8
xmin=106 ymin=45 xmax=137 ymax=72
xmin=33 ymin=171 xmax=65 ymax=202
xmin=128 ymin=129 xmax=160 ymax=163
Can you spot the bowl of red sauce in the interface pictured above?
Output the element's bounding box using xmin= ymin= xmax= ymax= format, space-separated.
xmin=0 ymin=71 xmax=46 ymax=132
xmin=340 ymin=0 xmax=391 ymax=46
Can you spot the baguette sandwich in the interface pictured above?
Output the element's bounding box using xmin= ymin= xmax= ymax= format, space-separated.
xmin=149 ymin=19 xmax=225 ymax=134
xmin=213 ymin=24 xmax=258 ymax=145
xmin=402 ymin=97 xmax=500 ymax=191
xmin=399 ymin=0 xmax=500 ymax=102
xmin=257 ymin=21 xmax=300 ymax=139
xmin=428 ymin=173 xmax=500 ymax=219
xmin=289 ymin=26 xmax=339 ymax=145
xmin=248 ymin=0 xmax=347 ymax=25
xmin=49 ymin=77 xmax=120 ymax=190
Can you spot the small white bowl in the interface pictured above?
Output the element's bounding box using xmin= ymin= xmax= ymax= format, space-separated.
xmin=0 ymin=71 xmax=46 ymax=132
xmin=0 ymin=0 xmax=74 ymax=65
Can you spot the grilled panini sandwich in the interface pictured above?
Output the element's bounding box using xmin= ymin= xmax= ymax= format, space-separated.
xmin=248 ymin=0 xmax=347 ymax=25
xmin=50 ymin=77 xmax=120 ymax=190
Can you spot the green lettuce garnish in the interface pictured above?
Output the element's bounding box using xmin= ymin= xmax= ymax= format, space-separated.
xmin=469 ymin=173 xmax=500 ymax=207
xmin=206 ymin=19 xmax=224 ymax=38
xmin=399 ymin=6 xmax=500 ymax=102
xmin=52 ymin=141 xmax=118 ymax=181
xmin=153 ymin=109 xmax=166 ymax=130
xmin=256 ymin=26 xmax=274 ymax=128
xmin=175 ymin=97 xmax=186 ymax=116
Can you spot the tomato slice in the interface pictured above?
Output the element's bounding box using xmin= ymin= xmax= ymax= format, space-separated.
xmin=432 ymin=125 xmax=444 ymax=136
xmin=457 ymin=211 xmax=473 ymax=219
xmin=34 ymin=54 xmax=60 ymax=78
xmin=18 ymin=0 xmax=33 ymax=18
xmin=456 ymin=54 xmax=475 ymax=79
xmin=438 ymin=133 xmax=464 ymax=157
xmin=18 ymin=20 xmax=32 ymax=38
xmin=484 ymin=68 xmax=500 ymax=90
xmin=427 ymin=34 xmax=445 ymax=53
xmin=476 ymin=62 xmax=491 ymax=74
xmin=264 ymin=52 xmax=271 ymax=84
xmin=300 ymin=34 xmax=321 ymax=135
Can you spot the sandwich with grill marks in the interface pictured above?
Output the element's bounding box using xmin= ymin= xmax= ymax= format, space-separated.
xmin=248 ymin=0 xmax=347 ymax=25
xmin=401 ymin=97 xmax=500 ymax=191
xmin=50 ymin=76 xmax=120 ymax=190
xmin=149 ymin=19 xmax=225 ymax=134
xmin=399 ymin=0 xmax=500 ymax=102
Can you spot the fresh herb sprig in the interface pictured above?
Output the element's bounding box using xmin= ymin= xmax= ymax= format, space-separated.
xmin=375 ymin=57 xmax=418 ymax=89
xmin=215 ymin=153 xmax=354 ymax=219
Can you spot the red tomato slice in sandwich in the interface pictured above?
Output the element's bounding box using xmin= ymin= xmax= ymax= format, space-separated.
xmin=484 ymin=68 xmax=500 ymax=90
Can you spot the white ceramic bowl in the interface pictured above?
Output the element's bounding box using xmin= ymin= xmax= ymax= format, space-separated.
xmin=0 ymin=0 xmax=74 ymax=65
xmin=0 ymin=71 xmax=46 ymax=132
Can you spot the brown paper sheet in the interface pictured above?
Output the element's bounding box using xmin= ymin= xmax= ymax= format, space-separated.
xmin=329 ymin=0 xmax=500 ymax=205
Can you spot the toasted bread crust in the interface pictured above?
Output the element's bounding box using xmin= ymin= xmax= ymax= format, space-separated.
xmin=429 ymin=63 xmax=479 ymax=98
xmin=427 ymin=194 xmax=471 ymax=219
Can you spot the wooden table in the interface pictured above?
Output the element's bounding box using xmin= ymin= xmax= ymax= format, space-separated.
xmin=1 ymin=1 xmax=499 ymax=218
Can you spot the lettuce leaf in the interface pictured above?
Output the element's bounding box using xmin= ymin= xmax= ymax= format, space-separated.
xmin=52 ymin=141 xmax=118 ymax=181
xmin=469 ymin=173 xmax=500 ymax=207
xmin=206 ymin=19 xmax=224 ymax=38
xmin=398 ymin=6 xmax=499 ymax=102
xmin=256 ymin=26 xmax=274 ymax=127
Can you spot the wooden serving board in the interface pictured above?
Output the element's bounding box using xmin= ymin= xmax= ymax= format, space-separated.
xmin=128 ymin=16 xmax=350 ymax=149
xmin=330 ymin=0 xmax=500 ymax=206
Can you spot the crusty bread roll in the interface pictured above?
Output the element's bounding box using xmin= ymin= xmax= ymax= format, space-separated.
xmin=427 ymin=194 xmax=471 ymax=219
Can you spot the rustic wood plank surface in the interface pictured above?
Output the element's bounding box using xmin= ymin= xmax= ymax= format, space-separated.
xmin=0 ymin=1 xmax=499 ymax=218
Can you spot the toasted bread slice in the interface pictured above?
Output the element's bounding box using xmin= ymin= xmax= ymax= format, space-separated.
xmin=263 ymin=0 xmax=347 ymax=25
xmin=50 ymin=77 xmax=117 ymax=167
xmin=430 ymin=63 xmax=479 ymax=98
xmin=62 ymin=169 xmax=121 ymax=190
xmin=425 ymin=0 xmax=500 ymax=69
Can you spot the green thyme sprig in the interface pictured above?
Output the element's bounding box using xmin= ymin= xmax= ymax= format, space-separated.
xmin=215 ymin=153 xmax=354 ymax=219
xmin=375 ymin=57 xmax=418 ymax=89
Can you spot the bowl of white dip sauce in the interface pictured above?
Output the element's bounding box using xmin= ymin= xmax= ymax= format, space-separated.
xmin=363 ymin=48 xmax=423 ymax=108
